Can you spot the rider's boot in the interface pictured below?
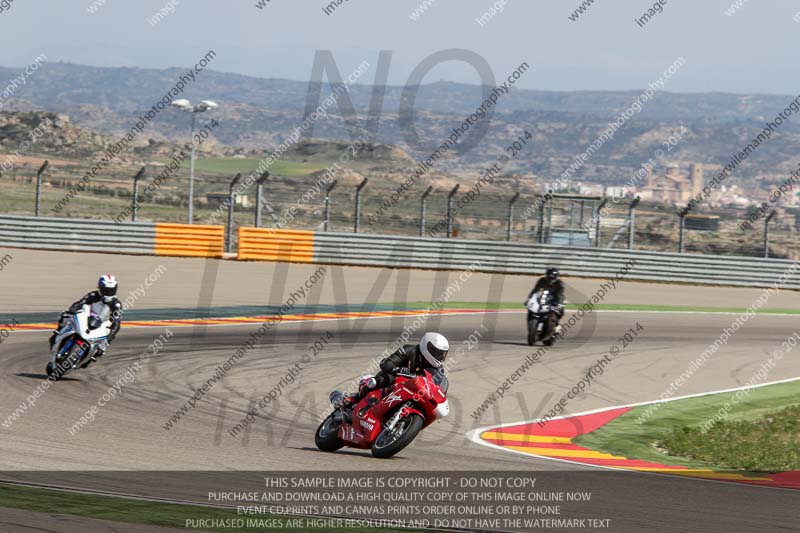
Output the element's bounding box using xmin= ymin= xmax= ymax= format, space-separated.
xmin=338 ymin=376 xmax=378 ymax=421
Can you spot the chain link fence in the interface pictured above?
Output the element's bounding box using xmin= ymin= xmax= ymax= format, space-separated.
xmin=2 ymin=159 xmax=798 ymax=260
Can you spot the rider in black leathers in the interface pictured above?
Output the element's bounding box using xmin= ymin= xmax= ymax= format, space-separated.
xmin=49 ymin=275 xmax=122 ymax=364
xmin=343 ymin=332 xmax=449 ymax=408
xmin=527 ymin=267 xmax=565 ymax=324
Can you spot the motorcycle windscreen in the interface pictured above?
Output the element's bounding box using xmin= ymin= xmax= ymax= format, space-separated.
xmin=539 ymin=290 xmax=550 ymax=302
xmin=431 ymin=369 xmax=449 ymax=393
xmin=90 ymin=301 xmax=112 ymax=321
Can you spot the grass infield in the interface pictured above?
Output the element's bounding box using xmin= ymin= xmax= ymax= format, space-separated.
xmin=659 ymin=404 xmax=800 ymax=472
xmin=575 ymin=379 xmax=800 ymax=473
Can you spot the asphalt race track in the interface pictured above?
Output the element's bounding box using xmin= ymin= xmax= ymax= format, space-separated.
xmin=1 ymin=251 xmax=799 ymax=531
xmin=1 ymin=310 xmax=799 ymax=469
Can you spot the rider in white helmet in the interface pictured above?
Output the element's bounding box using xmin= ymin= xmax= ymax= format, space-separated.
xmin=344 ymin=332 xmax=450 ymax=408
xmin=49 ymin=275 xmax=122 ymax=365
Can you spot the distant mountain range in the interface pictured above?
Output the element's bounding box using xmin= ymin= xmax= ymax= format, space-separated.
xmin=2 ymin=62 xmax=800 ymax=184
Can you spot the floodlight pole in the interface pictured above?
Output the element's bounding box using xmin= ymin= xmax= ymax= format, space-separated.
xmin=172 ymin=99 xmax=218 ymax=224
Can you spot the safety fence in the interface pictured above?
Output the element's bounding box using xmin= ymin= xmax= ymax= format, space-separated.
xmin=1 ymin=216 xmax=796 ymax=288
xmin=0 ymin=215 xmax=224 ymax=258
xmin=8 ymin=158 xmax=799 ymax=259
xmin=236 ymin=229 xmax=800 ymax=289
xmin=237 ymin=227 xmax=314 ymax=262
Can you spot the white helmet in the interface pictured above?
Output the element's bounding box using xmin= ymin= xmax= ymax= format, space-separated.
xmin=98 ymin=274 xmax=118 ymax=302
xmin=419 ymin=332 xmax=449 ymax=369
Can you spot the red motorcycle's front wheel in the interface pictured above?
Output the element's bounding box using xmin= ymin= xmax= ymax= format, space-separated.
xmin=371 ymin=414 xmax=424 ymax=459
xmin=315 ymin=413 xmax=344 ymax=452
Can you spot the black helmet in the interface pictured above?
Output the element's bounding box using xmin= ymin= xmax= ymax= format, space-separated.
xmin=546 ymin=268 xmax=560 ymax=281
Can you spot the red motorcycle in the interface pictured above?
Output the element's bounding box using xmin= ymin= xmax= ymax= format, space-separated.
xmin=315 ymin=368 xmax=450 ymax=458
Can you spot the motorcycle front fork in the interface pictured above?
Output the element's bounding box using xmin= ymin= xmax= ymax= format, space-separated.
xmin=385 ymin=402 xmax=412 ymax=431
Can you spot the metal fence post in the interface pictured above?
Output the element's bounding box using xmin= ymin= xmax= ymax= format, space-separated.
xmin=131 ymin=166 xmax=145 ymax=223
xmin=446 ymin=184 xmax=460 ymax=238
xmin=568 ymin=201 xmax=576 ymax=246
xmin=188 ymin=112 xmax=196 ymax=225
xmin=764 ymin=211 xmax=776 ymax=258
xmin=420 ymin=186 xmax=433 ymax=237
xmin=226 ymin=173 xmax=241 ymax=253
xmin=538 ymin=195 xmax=548 ymax=243
xmin=255 ymin=171 xmax=269 ymax=228
xmin=354 ymin=177 xmax=368 ymax=233
xmin=507 ymin=192 xmax=519 ymax=241
xmin=628 ymin=196 xmax=640 ymax=250
xmin=35 ymin=160 xmax=48 ymax=217
xmin=595 ymin=198 xmax=608 ymax=247
xmin=677 ymin=207 xmax=690 ymax=254
xmin=324 ymin=180 xmax=338 ymax=232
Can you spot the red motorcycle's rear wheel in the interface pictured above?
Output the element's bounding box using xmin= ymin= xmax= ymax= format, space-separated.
xmin=315 ymin=413 xmax=344 ymax=452
xmin=371 ymin=414 xmax=424 ymax=458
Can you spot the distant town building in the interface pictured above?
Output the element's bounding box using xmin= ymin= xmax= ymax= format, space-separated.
xmin=577 ymin=183 xmax=604 ymax=196
xmin=603 ymin=186 xmax=628 ymax=198
xmin=638 ymin=163 xmax=703 ymax=203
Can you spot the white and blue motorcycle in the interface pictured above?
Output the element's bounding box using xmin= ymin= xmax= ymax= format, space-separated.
xmin=47 ymin=303 xmax=112 ymax=379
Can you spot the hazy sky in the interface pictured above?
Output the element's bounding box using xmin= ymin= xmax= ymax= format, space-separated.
xmin=2 ymin=0 xmax=799 ymax=94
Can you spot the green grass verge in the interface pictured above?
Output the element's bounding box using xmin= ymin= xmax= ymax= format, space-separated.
xmin=568 ymin=303 xmax=800 ymax=314
xmin=574 ymin=379 xmax=800 ymax=472
xmin=659 ymin=405 xmax=800 ymax=472
xmin=0 ymin=484 xmax=420 ymax=532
